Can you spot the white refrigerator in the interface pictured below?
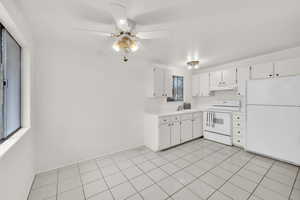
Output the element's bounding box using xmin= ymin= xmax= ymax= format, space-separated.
xmin=246 ymin=75 xmax=300 ymax=166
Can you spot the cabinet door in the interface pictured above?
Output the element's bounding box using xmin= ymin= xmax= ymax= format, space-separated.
xmin=222 ymin=68 xmax=237 ymax=86
xmin=192 ymin=117 xmax=203 ymax=138
xmin=192 ymin=74 xmax=200 ymax=96
xmin=164 ymin=69 xmax=172 ymax=97
xmin=159 ymin=124 xmax=171 ymax=150
xmin=274 ymin=58 xmax=300 ymax=78
xmin=171 ymin=122 xmax=181 ymax=146
xmin=210 ymin=71 xmax=222 ymax=89
xmin=199 ymin=73 xmax=210 ymax=96
xmin=250 ymin=63 xmax=274 ymax=79
xmin=181 ymin=120 xmax=193 ymax=142
xmin=153 ymin=67 xmax=165 ymax=97
xmin=237 ymin=66 xmax=250 ymax=96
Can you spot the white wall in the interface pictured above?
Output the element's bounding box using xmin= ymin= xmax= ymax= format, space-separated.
xmin=0 ymin=1 xmax=34 ymax=200
xmin=33 ymin=45 xmax=147 ymax=172
xmin=193 ymin=46 xmax=300 ymax=107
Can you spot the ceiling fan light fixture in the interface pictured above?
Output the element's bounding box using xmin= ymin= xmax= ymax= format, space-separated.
xmin=112 ymin=35 xmax=139 ymax=53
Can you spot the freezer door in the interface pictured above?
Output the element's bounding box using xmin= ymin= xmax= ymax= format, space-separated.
xmin=247 ymin=76 xmax=300 ymax=106
xmin=246 ymin=105 xmax=300 ymax=165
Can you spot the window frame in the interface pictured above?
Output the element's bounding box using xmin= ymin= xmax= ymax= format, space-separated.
xmin=0 ymin=24 xmax=22 ymax=142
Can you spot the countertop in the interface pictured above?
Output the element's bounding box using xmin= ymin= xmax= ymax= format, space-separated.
xmin=145 ymin=106 xmax=210 ymax=117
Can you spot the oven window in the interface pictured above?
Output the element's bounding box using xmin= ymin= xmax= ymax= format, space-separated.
xmin=213 ymin=118 xmax=224 ymax=124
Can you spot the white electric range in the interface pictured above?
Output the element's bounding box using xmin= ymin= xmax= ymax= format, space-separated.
xmin=203 ymin=100 xmax=241 ymax=145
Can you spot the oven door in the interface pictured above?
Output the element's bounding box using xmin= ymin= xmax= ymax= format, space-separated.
xmin=204 ymin=111 xmax=232 ymax=136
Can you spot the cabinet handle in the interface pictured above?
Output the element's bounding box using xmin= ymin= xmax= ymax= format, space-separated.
xmin=237 ymin=117 xmax=240 ymax=119
xmin=268 ymin=74 xmax=273 ymax=77
xmin=276 ymin=74 xmax=279 ymax=77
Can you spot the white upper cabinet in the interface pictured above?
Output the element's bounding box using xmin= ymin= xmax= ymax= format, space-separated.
xmin=192 ymin=74 xmax=200 ymax=97
xmin=236 ymin=66 xmax=250 ymax=96
xmin=210 ymin=68 xmax=236 ymax=91
xmin=250 ymin=63 xmax=274 ymax=79
xmin=146 ymin=67 xmax=172 ymax=98
xmin=164 ymin=69 xmax=173 ymax=97
xmin=222 ymin=68 xmax=237 ymax=87
xmin=199 ymin=73 xmax=210 ymax=96
xmin=274 ymin=58 xmax=300 ymax=78
xmin=210 ymin=70 xmax=223 ymax=90
xmin=153 ymin=67 xmax=165 ymax=97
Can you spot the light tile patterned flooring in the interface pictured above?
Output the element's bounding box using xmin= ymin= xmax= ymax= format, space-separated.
xmin=28 ymin=139 xmax=300 ymax=200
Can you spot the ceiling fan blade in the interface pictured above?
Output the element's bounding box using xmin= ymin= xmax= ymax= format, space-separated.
xmin=109 ymin=0 xmax=130 ymax=31
xmin=136 ymin=31 xmax=169 ymax=39
xmin=71 ymin=1 xmax=114 ymax=25
xmin=73 ymin=28 xmax=113 ymax=37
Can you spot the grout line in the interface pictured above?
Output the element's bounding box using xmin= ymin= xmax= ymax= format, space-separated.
xmin=96 ymin=161 xmax=117 ymax=200
xmin=56 ymin=170 xmax=59 ymax=200
xmin=189 ymin=147 xmax=246 ymax=200
xmin=76 ymin=163 xmax=87 ymax=200
xmin=245 ymin=160 xmax=275 ymax=200
xmin=145 ymin=141 xmax=241 ymax=200
xmin=30 ymin=139 xmax=298 ymax=200
xmin=288 ymin=167 xmax=299 ymax=200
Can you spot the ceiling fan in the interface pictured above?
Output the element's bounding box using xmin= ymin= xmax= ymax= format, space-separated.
xmin=75 ymin=0 xmax=169 ymax=62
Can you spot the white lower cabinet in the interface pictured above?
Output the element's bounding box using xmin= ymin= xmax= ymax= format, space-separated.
xmin=158 ymin=123 xmax=171 ymax=150
xmin=146 ymin=111 xmax=203 ymax=151
xmin=171 ymin=122 xmax=181 ymax=146
xmin=180 ymin=119 xmax=193 ymax=143
xmin=192 ymin=114 xmax=203 ymax=138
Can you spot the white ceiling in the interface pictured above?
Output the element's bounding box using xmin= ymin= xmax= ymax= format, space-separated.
xmin=16 ymin=0 xmax=300 ymax=68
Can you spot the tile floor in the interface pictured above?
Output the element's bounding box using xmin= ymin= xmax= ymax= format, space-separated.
xmin=28 ymin=139 xmax=300 ymax=200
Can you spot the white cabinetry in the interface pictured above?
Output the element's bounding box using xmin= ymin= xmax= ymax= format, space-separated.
xmin=250 ymin=63 xmax=274 ymax=79
xmin=144 ymin=111 xmax=203 ymax=151
xmin=210 ymin=68 xmax=237 ymax=91
xmin=199 ymin=73 xmax=211 ymax=96
xmin=192 ymin=113 xmax=203 ymax=138
xmin=210 ymin=71 xmax=223 ymax=90
xmin=192 ymin=73 xmax=211 ymax=97
xmin=192 ymin=74 xmax=200 ymax=97
xmin=164 ymin=69 xmax=173 ymax=97
xmin=159 ymin=123 xmax=171 ymax=150
xmin=146 ymin=67 xmax=172 ymax=98
xmin=236 ymin=66 xmax=250 ymax=96
xmin=180 ymin=115 xmax=193 ymax=143
xmin=171 ymin=122 xmax=181 ymax=146
xmin=274 ymin=58 xmax=300 ymax=77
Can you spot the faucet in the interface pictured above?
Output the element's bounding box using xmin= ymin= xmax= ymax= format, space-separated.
xmin=177 ymin=104 xmax=184 ymax=111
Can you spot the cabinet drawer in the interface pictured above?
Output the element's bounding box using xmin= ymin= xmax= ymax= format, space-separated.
xmin=159 ymin=116 xmax=171 ymax=125
xmin=181 ymin=114 xmax=193 ymax=121
xmin=233 ymin=128 xmax=242 ymax=137
xmin=193 ymin=112 xmax=202 ymax=119
xmin=233 ymin=120 xmax=242 ymax=128
xmin=171 ymin=115 xmax=180 ymax=122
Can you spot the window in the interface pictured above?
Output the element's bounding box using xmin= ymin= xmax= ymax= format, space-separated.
xmin=167 ymin=76 xmax=184 ymax=102
xmin=0 ymin=24 xmax=22 ymax=142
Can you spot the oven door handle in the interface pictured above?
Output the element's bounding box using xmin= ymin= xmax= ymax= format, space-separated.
xmin=211 ymin=112 xmax=215 ymax=127
xmin=206 ymin=112 xmax=209 ymax=127
xmin=208 ymin=112 xmax=211 ymax=127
